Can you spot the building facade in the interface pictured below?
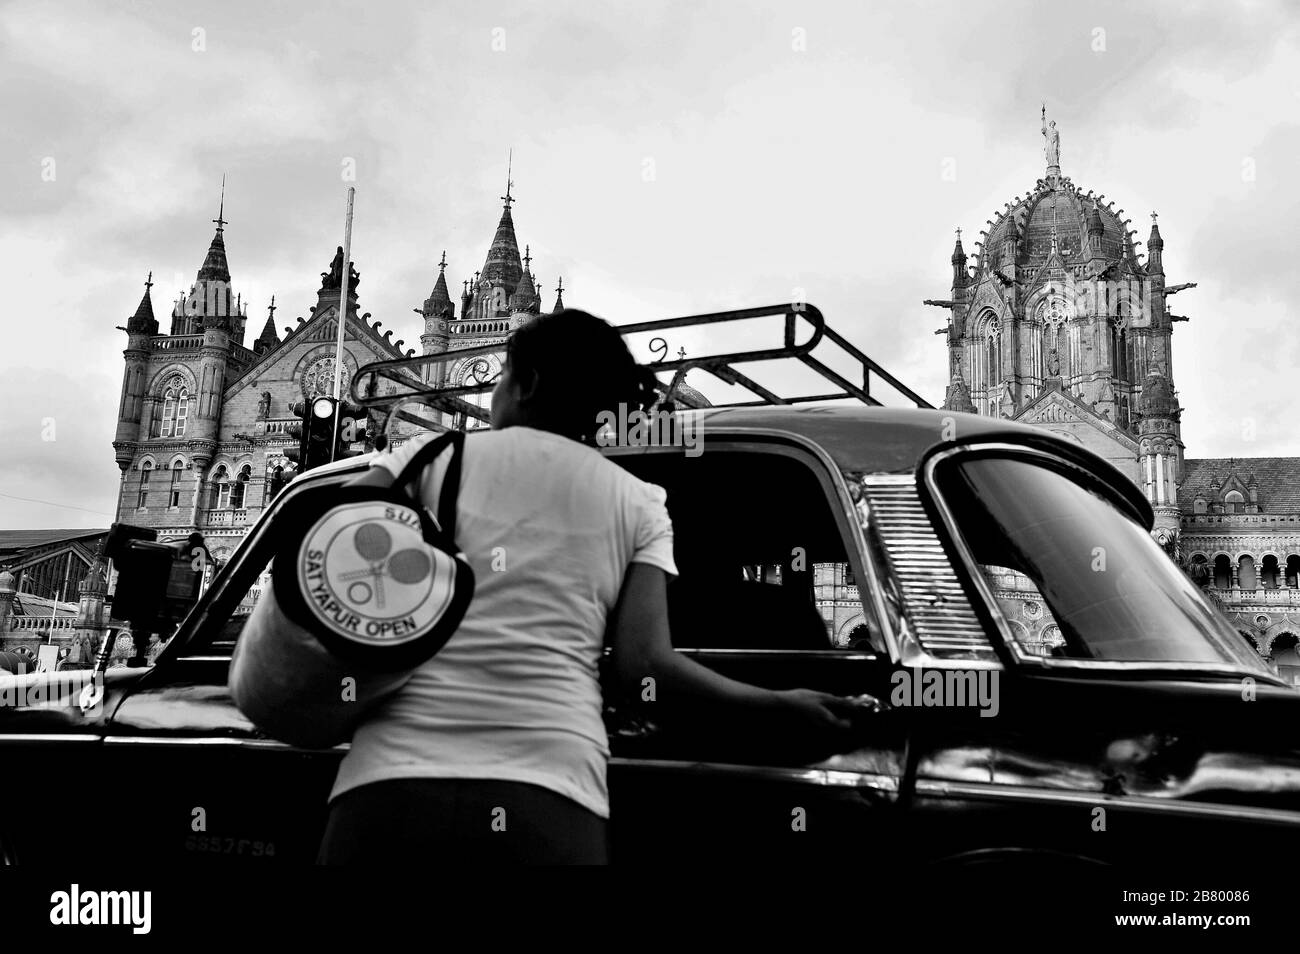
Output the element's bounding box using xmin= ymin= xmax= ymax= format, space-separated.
xmin=935 ymin=116 xmax=1300 ymax=682
xmin=0 ymin=181 xmax=562 ymax=660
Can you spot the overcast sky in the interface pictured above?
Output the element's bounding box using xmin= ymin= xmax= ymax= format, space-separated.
xmin=1 ymin=0 xmax=1297 ymax=530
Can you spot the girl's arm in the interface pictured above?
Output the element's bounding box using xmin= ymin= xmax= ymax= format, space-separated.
xmin=607 ymin=562 xmax=856 ymax=732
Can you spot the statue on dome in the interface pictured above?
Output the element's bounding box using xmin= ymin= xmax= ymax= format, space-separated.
xmin=1041 ymin=104 xmax=1060 ymax=168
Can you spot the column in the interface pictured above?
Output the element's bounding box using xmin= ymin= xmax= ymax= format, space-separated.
xmin=1155 ymin=452 xmax=1166 ymax=505
xmin=1231 ymin=561 xmax=1240 ymax=590
xmin=1143 ymin=455 xmax=1153 ymax=502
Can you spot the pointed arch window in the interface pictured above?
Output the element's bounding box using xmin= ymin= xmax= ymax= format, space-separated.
xmin=161 ymin=380 xmax=190 ymax=438
xmin=230 ymin=465 xmax=251 ymax=509
xmin=136 ymin=461 xmax=152 ymax=509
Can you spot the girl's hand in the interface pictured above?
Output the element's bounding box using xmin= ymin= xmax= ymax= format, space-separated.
xmin=768 ymin=688 xmax=859 ymax=732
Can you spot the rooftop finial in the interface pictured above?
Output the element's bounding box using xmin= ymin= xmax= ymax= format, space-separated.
xmin=1041 ymin=103 xmax=1060 ymax=175
xmin=523 ymin=244 xmax=531 ymax=271
xmin=144 ymin=271 xmax=153 ymax=291
xmin=213 ymin=175 xmax=228 ymax=232
xmin=268 ymin=295 xmax=276 ymax=319
xmin=438 ymin=250 xmax=447 ymax=273
xmin=502 ymin=149 xmax=515 ymax=210
xmin=1151 ymin=211 xmax=1158 ymax=223
xmin=955 ymin=227 xmax=962 ymax=241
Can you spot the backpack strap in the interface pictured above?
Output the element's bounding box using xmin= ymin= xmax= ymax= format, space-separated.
xmin=391 ymin=430 xmax=466 ymax=539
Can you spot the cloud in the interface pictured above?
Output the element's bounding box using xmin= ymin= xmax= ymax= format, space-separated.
xmin=1 ymin=0 xmax=1299 ymax=527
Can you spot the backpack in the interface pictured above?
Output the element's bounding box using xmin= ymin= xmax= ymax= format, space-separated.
xmin=229 ymin=431 xmax=474 ymax=747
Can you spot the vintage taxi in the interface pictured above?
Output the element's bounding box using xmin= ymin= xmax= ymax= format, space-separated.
xmin=1 ymin=304 xmax=1295 ymax=868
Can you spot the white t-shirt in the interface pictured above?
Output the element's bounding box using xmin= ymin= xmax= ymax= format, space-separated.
xmin=328 ymin=425 xmax=677 ymax=818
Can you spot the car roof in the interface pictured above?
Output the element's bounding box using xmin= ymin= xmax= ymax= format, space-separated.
xmin=683 ymin=404 xmax=1055 ymax=474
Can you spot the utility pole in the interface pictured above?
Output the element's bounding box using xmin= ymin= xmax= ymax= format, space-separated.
xmin=331 ymin=187 xmax=356 ymax=462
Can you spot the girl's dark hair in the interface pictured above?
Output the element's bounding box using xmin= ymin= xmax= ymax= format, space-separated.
xmin=505 ymin=308 xmax=661 ymax=442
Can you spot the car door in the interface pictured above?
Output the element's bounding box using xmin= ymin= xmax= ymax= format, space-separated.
xmin=602 ymin=436 xmax=908 ymax=863
xmin=93 ymin=462 xmax=371 ymax=864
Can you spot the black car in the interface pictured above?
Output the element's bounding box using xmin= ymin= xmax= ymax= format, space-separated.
xmin=2 ymin=306 xmax=1295 ymax=868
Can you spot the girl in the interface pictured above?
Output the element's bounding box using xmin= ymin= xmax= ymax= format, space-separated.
xmin=318 ymin=309 xmax=856 ymax=865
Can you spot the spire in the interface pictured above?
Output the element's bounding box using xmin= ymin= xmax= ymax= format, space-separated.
xmin=213 ymin=175 xmax=227 ymax=233
xmin=198 ymin=181 xmax=231 ymax=284
xmin=950 ymin=228 xmax=968 ymax=287
xmin=552 ymin=276 xmax=565 ymax=313
xmin=502 ymin=149 xmax=514 ymax=210
xmin=424 ymin=251 xmax=455 ymax=318
xmin=256 ymin=296 xmax=281 ymax=350
xmin=509 ymin=268 xmax=538 ymax=314
xmin=127 ymin=272 xmax=157 ymax=334
xmin=480 ymin=172 xmax=524 ymax=295
xmin=1146 ymin=211 xmax=1165 ymax=277
xmin=1147 ymin=211 xmax=1163 ymax=249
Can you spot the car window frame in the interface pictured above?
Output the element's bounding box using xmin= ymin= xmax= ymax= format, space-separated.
xmin=921 ymin=441 xmax=1283 ymax=683
xmin=601 ymin=429 xmax=897 ymax=660
xmin=157 ymin=455 xmax=375 ymax=664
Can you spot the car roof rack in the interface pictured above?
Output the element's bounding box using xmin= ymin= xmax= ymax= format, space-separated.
xmin=350 ymin=302 xmax=934 ymax=433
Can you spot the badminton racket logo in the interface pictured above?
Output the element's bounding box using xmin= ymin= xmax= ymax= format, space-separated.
xmin=298 ymin=501 xmax=456 ymax=645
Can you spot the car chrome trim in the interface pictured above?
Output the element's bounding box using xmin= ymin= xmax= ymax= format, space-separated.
xmin=914 ymin=779 xmax=1300 ymax=825
xmin=609 ymin=757 xmax=899 ymax=792
xmin=102 ymin=736 xmax=349 ymax=752
xmin=920 ymin=443 xmax=1284 ymax=684
xmin=860 ymin=473 xmax=1000 ymax=666
xmin=0 ymin=734 xmax=103 ymax=744
xmin=603 ymin=429 xmax=902 ymax=659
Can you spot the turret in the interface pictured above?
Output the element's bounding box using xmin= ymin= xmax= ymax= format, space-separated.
xmin=254 ymin=296 xmax=280 ymax=355
xmin=510 ymin=264 xmax=540 ymax=315
xmin=1001 ymin=211 xmax=1019 ymax=283
xmin=1137 ymin=362 xmax=1182 ymax=546
xmin=941 ymin=370 xmax=976 ymax=414
xmin=421 ymin=251 xmax=455 ymax=388
xmin=115 ymin=274 xmax=156 ymax=469
xmin=1147 ymin=212 xmax=1164 ymax=277
xmin=552 ymin=276 xmax=565 ymax=313
xmin=950 ymin=229 xmax=968 ymax=291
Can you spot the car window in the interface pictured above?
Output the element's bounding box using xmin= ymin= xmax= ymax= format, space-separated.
xmin=184 ymin=445 xmax=882 ymax=658
xmin=609 ymin=445 xmax=883 ymax=653
xmin=937 ymin=452 xmax=1271 ymax=673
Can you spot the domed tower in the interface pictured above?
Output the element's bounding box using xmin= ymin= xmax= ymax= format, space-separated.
xmin=934 ymin=107 xmax=1192 ymax=490
xmin=1137 ymin=361 xmax=1184 ymax=550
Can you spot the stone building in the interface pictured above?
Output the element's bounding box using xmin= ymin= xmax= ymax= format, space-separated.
xmin=934 ymin=114 xmax=1300 ymax=683
xmin=108 ymin=180 xmax=560 ymax=568
xmin=0 ymin=179 xmax=564 ymax=658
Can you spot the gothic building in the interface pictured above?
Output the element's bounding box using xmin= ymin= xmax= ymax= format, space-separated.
xmin=936 ymin=115 xmax=1300 ymax=682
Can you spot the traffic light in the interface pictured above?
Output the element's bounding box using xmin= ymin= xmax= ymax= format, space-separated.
xmin=302 ymin=395 xmax=339 ymax=472
xmin=335 ymin=401 xmax=371 ymax=461
xmin=283 ymin=397 xmax=372 ymax=477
